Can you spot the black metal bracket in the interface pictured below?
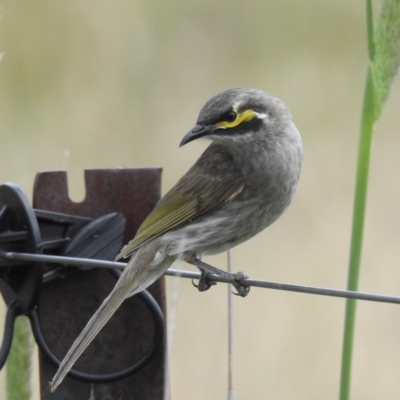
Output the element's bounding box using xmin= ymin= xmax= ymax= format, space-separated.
xmin=0 ymin=182 xmax=164 ymax=383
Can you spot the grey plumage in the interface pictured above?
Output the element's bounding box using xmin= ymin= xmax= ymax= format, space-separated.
xmin=50 ymin=88 xmax=302 ymax=391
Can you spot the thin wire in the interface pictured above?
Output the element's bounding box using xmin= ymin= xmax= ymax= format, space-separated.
xmin=164 ymin=258 xmax=183 ymax=400
xmin=2 ymin=251 xmax=400 ymax=305
xmin=227 ymin=249 xmax=235 ymax=400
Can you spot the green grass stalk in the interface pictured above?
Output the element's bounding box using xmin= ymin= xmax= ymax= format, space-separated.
xmin=340 ymin=0 xmax=400 ymax=397
xmin=339 ymin=2 xmax=376 ymax=398
xmin=6 ymin=317 xmax=33 ymax=400
xmin=339 ymin=65 xmax=376 ymax=400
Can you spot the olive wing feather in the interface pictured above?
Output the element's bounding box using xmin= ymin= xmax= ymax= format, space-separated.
xmin=115 ymin=144 xmax=244 ymax=260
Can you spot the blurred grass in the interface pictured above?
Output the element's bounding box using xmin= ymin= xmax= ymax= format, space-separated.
xmin=0 ymin=1 xmax=400 ymax=399
xmin=6 ymin=317 xmax=32 ymax=400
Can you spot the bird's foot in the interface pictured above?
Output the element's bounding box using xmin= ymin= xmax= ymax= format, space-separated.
xmin=192 ymin=268 xmax=217 ymax=292
xmin=188 ymin=257 xmax=250 ymax=297
xmin=228 ymin=271 xmax=250 ymax=297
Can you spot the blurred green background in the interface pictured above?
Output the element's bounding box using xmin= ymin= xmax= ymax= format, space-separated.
xmin=1 ymin=1 xmax=400 ymax=399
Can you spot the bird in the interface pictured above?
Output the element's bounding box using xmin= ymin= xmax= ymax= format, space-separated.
xmin=50 ymin=87 xmax=303 ymax=391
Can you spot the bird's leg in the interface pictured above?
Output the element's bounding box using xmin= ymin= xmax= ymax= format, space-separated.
xmin=187 ymin=257 xmax=250 ymax=297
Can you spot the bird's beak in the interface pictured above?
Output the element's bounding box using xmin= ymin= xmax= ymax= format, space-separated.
xmin=179 ymin=124 xmax=223 ymax=147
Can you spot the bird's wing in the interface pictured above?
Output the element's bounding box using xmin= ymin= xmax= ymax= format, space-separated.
xmin=116 ymin=143 xmax=244 ymax=260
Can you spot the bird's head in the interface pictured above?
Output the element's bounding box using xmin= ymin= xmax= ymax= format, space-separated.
xmin=180 ymin=88 xmax=293 ymax=147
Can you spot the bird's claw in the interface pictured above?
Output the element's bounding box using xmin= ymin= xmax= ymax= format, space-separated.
xmin=230 ymin=271 xmax=250 ymax=297
xmin=192 ymin=270 xmax=250 ymax=297
xmin=188 ymin=258 xmax=250 ymax=296
xmin=192 ymin=269 xmax=217 ymax=292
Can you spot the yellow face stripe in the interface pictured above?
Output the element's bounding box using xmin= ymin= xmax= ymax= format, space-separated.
xmin=216 ymin=105 xmax=264 ymax=129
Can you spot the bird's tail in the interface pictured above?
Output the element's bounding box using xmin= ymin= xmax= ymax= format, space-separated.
xmin=50 ymin=283 xmax=131 ymax=391
xmin=50 ymin=243 xmax=158 ymax=392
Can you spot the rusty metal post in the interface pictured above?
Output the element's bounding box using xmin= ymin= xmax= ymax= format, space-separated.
xmin=33 ymin=169 xmax=166 ymax=399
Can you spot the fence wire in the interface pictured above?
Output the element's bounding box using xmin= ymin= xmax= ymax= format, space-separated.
xmin=1 ymin=251 xmax=400 ymax=305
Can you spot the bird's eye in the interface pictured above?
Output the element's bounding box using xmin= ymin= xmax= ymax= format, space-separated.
xmin=224 ymin=111 xmax=237 ymax=123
